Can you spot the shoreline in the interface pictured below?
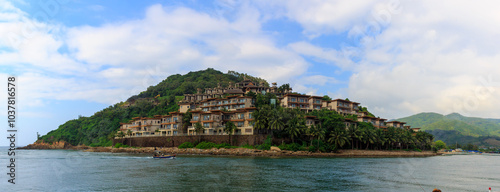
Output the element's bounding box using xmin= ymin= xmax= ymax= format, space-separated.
xmin=19 ymin=144 xmax=439 ymax=157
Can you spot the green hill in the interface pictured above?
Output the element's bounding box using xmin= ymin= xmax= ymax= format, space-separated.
xmin=397 ymin=112 xmax=500 ymax=147
xmin=39 ymin=68 xmax=265 ymax=146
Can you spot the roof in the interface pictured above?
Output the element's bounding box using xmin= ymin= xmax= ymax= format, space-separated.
xmin=309 ymin=96 xmax=324 ymax=99
xmin=331 ymin=99 xmax=360 ymax=104
xmin=386 ymin=121 xmax=406 ymax=124
xmin=284 ymin=93 xmax=311 ymax=97
xmin=225 ymin=89 xmax=244 ymax=94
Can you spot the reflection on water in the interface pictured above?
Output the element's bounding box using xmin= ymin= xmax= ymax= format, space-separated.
xmin=1 ymin=148 xmax=499 ymax=191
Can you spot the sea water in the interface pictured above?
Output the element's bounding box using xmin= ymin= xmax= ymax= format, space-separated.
xmin=1 ymin=147 xmax=499 ymax=191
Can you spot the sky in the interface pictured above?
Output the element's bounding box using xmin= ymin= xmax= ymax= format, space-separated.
xmin=1 ymin=0 xmax=500 ymax=146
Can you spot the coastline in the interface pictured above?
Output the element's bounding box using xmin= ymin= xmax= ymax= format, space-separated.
xmin=19 ymin=143 xmax=439 ymax=157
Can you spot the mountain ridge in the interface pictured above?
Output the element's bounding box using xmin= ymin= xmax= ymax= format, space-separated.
xmin=397 ymin=112 xmax=500 ymax=147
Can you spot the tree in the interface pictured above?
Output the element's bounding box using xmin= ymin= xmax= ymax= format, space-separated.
xmin=182 ymin=111 xmax=192 ymax=134
xmin=126 ymin=130 xmax=132 ymax=146
xmin=361 ymin=126 xmax=375 ymax=150
xmin=434 ymin=140 xmax=447 ymax=150
xmin=374 ymin=129 xmax=386 ymax=150
xmin=194 ymin=122 xmax=204 ymax=142
xmin=269 ymin=107 xmax=285 ymax=131
xmin=117 ymin=131 xmax=125 ymax=138
xmin=285 ymin=112 xmax=306 ymax=143
xmin=224 ymin=121 xmax=237 ymax=145
xmin=253 ymin=105 xmax=271 ymax=133
xmin=322 ymin=95 xmax=332 ymax=101
xmin=328 ymin=128 xmax=350 ymax=150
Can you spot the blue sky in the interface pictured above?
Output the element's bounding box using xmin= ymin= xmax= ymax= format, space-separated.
xmin=1 ymin=0 xmax=500 ymax=146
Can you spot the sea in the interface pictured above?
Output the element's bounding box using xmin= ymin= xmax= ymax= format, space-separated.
xmin=1 ymin=147 xmax=499 ymax=192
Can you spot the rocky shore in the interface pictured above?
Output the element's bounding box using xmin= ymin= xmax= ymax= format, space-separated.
xmin=19 ymin=141 xmax=438 ymax=157
xmin=86 ymin=147 xmax=438 ymax=157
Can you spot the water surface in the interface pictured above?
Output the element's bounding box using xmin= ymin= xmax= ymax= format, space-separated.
xmin=1 ymin=148 xmax=499 ymax=191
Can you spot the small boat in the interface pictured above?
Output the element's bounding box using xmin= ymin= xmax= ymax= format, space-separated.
xmin=153 ymin=152 xmax=176 ymax=159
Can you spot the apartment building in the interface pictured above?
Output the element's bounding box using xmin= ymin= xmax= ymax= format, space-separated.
xmin=187 ymin=107 xmax=256 ymax=135
xmin=125 ymin=116 xmax=162 ymax=136
xmin=159 ymin=112 xmax=184 ymax=136
xmin=198 ymin=95 xmax=253 ymax=112
xmin=118 ymin=81 xmax=419 ymax=138
xmin=309 ymin=96 xmax=323 ymax=111
xmin=305 ymin=116 xmax=319 ymax=127
xmin=386 ymin=121 xmax=406 ymax=129
xmin=280 ymin=93 xmax=311 ymax=111
xmin=327 ymin=99 xmax=360 ymax=116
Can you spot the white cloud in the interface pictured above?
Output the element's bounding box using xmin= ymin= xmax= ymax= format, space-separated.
xmin=344 ymin=1 xmax=500 ymax=119
xmin=1 ymin=2 xmax=311 ymax=109
xmin=288 ymin=41 xmax=354 ymax=70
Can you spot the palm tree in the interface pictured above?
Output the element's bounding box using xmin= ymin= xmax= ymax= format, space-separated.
xmin=347 ymin=124 xmax=360 ymax=149
xmin=285 ymin=116 xmax=305 ymax=143
xmin=224 ymin=121 xmax=236 ymax=146
xmin=194 ymin=122 xmax=204 ymax=143
xmin=269 ymin=107 xmax=285 ymax=131
xmin=385 ymin=127 xmax=396 ymax=149
xmin=253 ymin=105 xmax=271 ymax=134
xmin=307 ymin=124 xmax=317 ymax=146
xmin=328 ymin=128 xmax=350 ymax=150
xmin=362 ymin=127 xmax=375 ymax=150
xmin=117 ymin=131 xmax=125 ymax=138
xmin=127 ymin=130 xmax=133 ymax=146
xmin=374 ymin=129 xmax=386 ymax=150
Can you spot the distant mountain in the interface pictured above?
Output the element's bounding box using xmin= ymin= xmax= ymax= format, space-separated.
xmin=397 ymin=112 xmax=500 ymax=147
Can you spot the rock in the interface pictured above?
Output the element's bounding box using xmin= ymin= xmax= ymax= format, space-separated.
xmin=270 ymin=146 xmax=281 ymax=151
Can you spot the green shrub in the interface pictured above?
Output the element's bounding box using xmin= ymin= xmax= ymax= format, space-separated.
xmin=215 ymin=143 xmax=232 ymax=149
xmin=113 ymin=143 xmax=129 ymax=148
xmin=240 ymin=144 xmax=255 ymax=149
xmin=178 ymin=142 xmax=194 ymax=149
xmin=278 ymin=143 xmax=301 ymax=151
xmin=256 ymin=144 xmax=270 ymax=150
xmin=195 ymin=141 xmax=217 ymax=149
xmin=414 ymin=148 xmax=422 ymax=152
xmin=308 ymin=145 xmax=317 ymax=152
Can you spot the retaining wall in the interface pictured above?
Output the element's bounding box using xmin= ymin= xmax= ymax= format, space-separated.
xmin=113 ymin=134 xmax=269 ymax=147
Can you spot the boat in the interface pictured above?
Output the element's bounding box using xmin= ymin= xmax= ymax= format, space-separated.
xmin=153 ymin=154 xmax=176 ymax=159
xmin=153 ymin=151 xmax=176 ymax=159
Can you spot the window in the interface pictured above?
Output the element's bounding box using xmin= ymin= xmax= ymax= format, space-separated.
xmin=291 ymin=98 xmax=296 ymax=102
xmin=300 ymin=99 xmax=305 ymax=102
xmin=237 ymin=122 xmax=244 ymax=127
xmin=173 ymin=124 xmax=177 ymax=129
xmin=245 ymin=129 xmax=252 ymax=133
xmin=173 ymin=117 xmax=177 ymax=122
xmin=203 ymin=115 xmax=210 ymax=120
xmin=239 ymin=114 xmax=244 ymax=119
xmin=315 ymin=100 xmax=321 ymax=104
xmin=291 ymin=104 xmax=296 ymax=107
xmin=193 ymin=116 xmax=199 ymax=121
xmin=248 ymin=113 xmax=253 ymax=119
xmin=204 ymin=123 xmax=210 ymax=128
xmin=173 ymin=131 xmax=177 ymax=135
xmin=167 ymin=125 xmax=171 ymax=129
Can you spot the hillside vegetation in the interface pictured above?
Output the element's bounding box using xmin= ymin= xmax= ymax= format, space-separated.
xmin=397 ymin=112 xmax=500 ymax=147
xmin=39 ymin=68 xmax=263 ymax=146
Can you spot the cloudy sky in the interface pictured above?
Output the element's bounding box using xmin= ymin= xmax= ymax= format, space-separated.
xmin=1 ymin=0 xmax=500 ymax=146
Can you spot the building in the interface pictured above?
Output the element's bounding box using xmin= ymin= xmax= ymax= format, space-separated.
xmin=187 ymin=107 xmax=256 ymax=135
xmin=386 ymin=121 xmax=406 ymax=129
xmin=159 ymin=112 xmax=184 ymax=136
xmin=125 ymin=116 xmax=162 ymax=136
xmin=117 ymin=79 xmax=419 ymax=138
xmin=326 ymin=99 xmax=360 ymax=116
xmin=280 ymin=93 xmax=311 ymax=111
xmin=181 ymin=78 xmax=292 ymax=104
